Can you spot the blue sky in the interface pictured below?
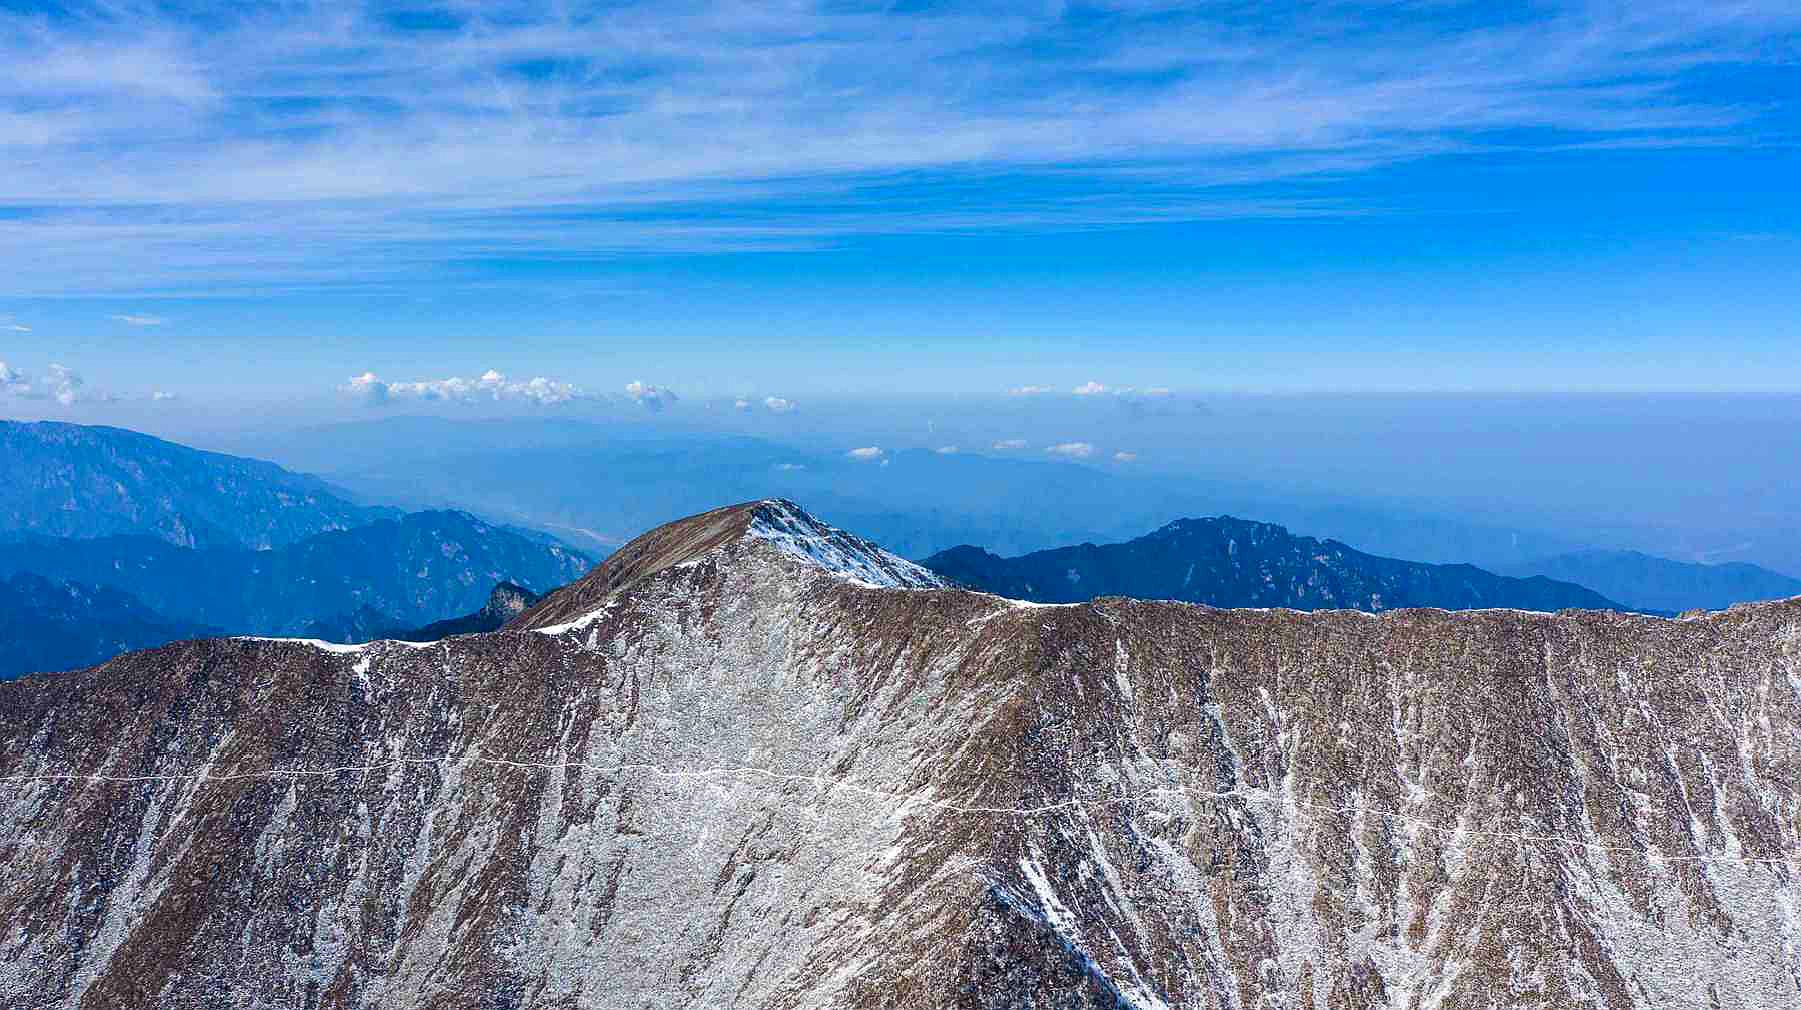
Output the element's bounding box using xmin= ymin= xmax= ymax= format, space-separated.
xmin=2 ymin=1 xmax=1801 ymax=409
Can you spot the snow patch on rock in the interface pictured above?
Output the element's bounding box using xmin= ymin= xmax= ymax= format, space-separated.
xmin=747 ymin=499 xmax=949 ymax=590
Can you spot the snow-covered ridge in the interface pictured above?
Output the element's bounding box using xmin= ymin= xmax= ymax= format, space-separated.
xmin=746 ymin=499 xmax=949 ymax=590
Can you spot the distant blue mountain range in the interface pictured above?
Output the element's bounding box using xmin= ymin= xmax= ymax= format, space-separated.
xmin=6 ymin=417 xmax=1797 ymax=680
xmin=924 ymin=516 xmax=1625 ymax=613
xmin=0 ymin=421 xmax=594 ymax=679
xmin=1 ymin=419 xmax=393 ymax=549
xmin=1500 ymin=550 xmax=1801 ymax=614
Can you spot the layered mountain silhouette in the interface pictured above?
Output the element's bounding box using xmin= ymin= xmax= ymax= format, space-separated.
xmin=0 ymin=419 xmax=391 ymax=549
xmin=0 ymin=422 xmax=598 ymax=678
xmin=1 ymin=500 xmax=1793 ymax=1007
xmin=0 ymin=510 xmax=590 ymax=652
xmin=1501 ymin=548 xmax=1801 ymax=613
xmin=923 ymin=514 xmax=1624 ymax=612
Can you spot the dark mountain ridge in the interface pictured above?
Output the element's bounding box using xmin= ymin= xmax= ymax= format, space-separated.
xmin=923 ymin=514 xmax=1625 ymax=612
xmin=0 ymin=572 xmax=218 ymax=680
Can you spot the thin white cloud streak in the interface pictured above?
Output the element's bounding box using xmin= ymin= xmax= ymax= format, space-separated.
xmin=109 ymin=313 xmax=166 ymax=326
xmin=763 ymin=396 xmax=795 ymax=413
xmin=992 ymin=438 xmax=1028 ymax=450
xmin=846 ymin=446 xmax=885 ymax=461
xmin=1113 ymin=450 xmax=1138 ymax=462
xmin=1020 ymin=381 xmax=1175 ymax=398
xmin=1 ymin=2 xmax=1798 ymax=292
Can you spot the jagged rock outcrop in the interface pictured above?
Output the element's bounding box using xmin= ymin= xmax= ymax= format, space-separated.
xmin=0 ymin=500 xmax=1796 ymax=1008
xmin=397 ymin=581 xmax=541 ymax=641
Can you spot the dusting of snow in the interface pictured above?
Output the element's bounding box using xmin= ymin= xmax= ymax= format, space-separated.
xmin=746 ymin=499 xmax=949 ymax=590
xmin=233 ymin=636 xmax=438 ymax=653
xmin=530 ymin=597 xmax=622 ymax=637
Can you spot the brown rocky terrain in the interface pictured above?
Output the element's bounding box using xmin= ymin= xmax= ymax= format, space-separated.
xmin=0 ymin=500 xmax=1796 ymax=1008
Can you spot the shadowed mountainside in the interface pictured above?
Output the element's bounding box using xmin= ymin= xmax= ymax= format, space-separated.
xmin=923 ymin=514 xmax=1625 ymax=613
xmin=1502 ymin=548 xmax=1801 ymax=613
xmin=0 ymin=573 xmax=218 ymax=680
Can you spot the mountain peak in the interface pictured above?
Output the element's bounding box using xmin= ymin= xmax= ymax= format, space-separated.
xmin=741 ymin=498 xmax=949 ymax=591
xmin=512 ymin=499 xmax=944 ymax=630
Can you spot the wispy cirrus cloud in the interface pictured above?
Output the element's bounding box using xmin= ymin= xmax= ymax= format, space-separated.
xmin=109 ymin=313 xmax=166 ymax=326
xmin=3 ymin=2 xmax=1797 ymax=294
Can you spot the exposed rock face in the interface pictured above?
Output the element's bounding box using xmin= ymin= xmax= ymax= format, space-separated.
xmin=515 ymin=498 xmax=947 ymax=630
xmin=398 ymin=581 xmax=542 ymax=641
xmin=924 ymin=515 xmax=1624 ymax=613
xmin=0 ymin=501 xmax=1796 ymax=1008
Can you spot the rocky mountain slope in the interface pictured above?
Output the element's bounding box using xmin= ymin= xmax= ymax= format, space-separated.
xmin=0 ymin=500 xmax=1795 ymax=1008
xmin=0 ymin=573 xmax=217 ymax=680
xmin=0 ymin=511 xmax=593 ymax=642
xmin=0 ymin=420 xmax=391 ymax=549
xmin=923 ymin=514 xmax=1624 ymax=613
xmin=1502 ymin=548 xmax=1801 ymax=613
